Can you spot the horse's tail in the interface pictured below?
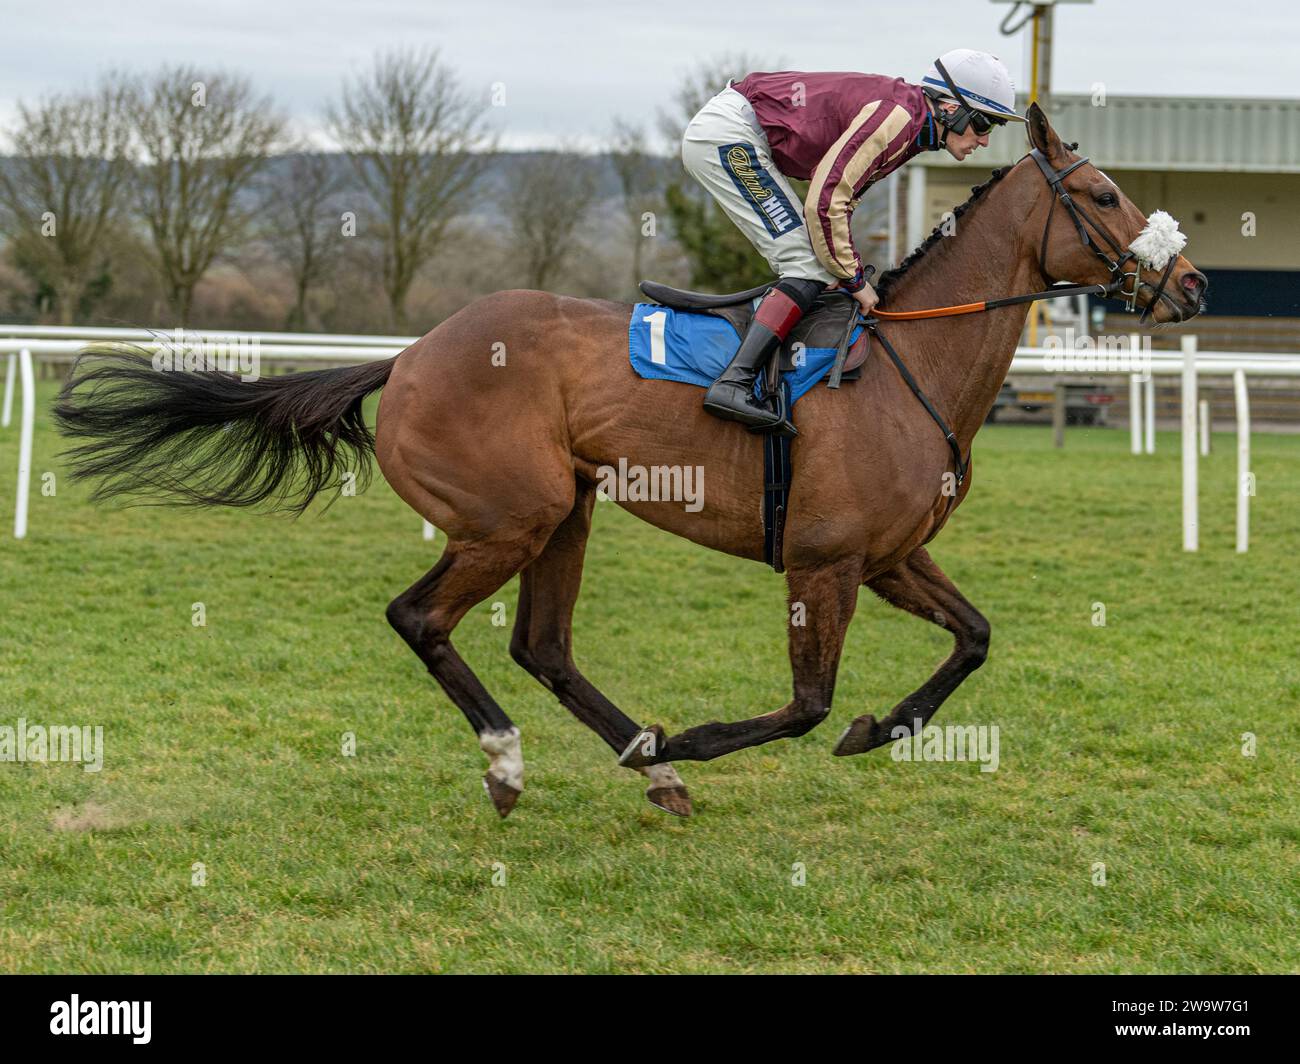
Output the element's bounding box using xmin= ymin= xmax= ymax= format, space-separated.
xmin=53 ymin=350 xmax=396 ymax=513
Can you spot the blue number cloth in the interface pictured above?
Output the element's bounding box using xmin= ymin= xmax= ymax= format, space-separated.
xmin=627 ymin=303 xmax=862 ymax=407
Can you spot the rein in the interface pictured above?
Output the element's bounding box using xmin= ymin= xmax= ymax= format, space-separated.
xmin=870 ymin=280 xmax=1104 ymax=320
xmin=872 ymin=149 xmax=1179 ymax=323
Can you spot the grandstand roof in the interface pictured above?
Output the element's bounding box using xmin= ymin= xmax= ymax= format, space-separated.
xmin=918 ymin=93 xmax=1300 ymax=173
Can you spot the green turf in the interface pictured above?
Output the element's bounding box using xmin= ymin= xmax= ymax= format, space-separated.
xmin=0 ymin=379 xmax=1296 ymax=973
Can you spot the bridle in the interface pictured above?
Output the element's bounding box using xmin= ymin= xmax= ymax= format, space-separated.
xmin=872 ymin=150 xmax=1188 ymax=324
xmin=858 ymin=145 xmax=1188 ymax=527
xmin=1029 ymin=147 xmax=1180 ymax=326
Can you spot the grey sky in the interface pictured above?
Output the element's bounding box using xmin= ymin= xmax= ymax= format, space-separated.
xmin=3 ymin=0 xmax=1297 ymax=149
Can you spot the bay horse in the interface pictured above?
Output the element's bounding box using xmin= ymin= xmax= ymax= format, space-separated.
xmin=54 ymin=104 xmax=1205 ymax=818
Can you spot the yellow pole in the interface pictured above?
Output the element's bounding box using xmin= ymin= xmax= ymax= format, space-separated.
xmin=1026 ymin=5 xmax=1047 ymax=346
xmin=1029 ymin=6 xmax=1042 ymax=104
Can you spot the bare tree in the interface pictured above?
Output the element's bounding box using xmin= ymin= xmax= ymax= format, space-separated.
xmin=0 ymin=77 xmax=133 ymax=324
xmin=259 ymin=151 xmax=345 ymax=330
xmin=129 ymin=67 xmax=284 ymax=324
xmin=656 ymin=53 xmax=772 ymax=150
xmin=500 ymin=149 xmax=594 ymax=291
xmin=327 ymin=49 xmax=492 ymax=331
xmin=608 ymin=120 xmax=660 ymax=298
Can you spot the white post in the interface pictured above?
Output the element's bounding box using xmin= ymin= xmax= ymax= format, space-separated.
xmin=422 ymin=520 xmax=435 ymax=542
xmin=1181 ymin=335 xmax=1198 ymax=552
xmin=2 ymin=352 xmax=15 ymax=428
xmin=1198 ymin=398 xmax=1210 ymax=456
xmin=14 ymin=348 xmax=35 ymax=539
xmin=1143 ymin=372 xmax=1156 ymax=454
xmin=905 ymin=165 xmax=927 ymax=258
xmin=1234 ymin=369 xmax=1250 ymax=554
xmin=1129 ymin=373 xmax=1142 ymax=455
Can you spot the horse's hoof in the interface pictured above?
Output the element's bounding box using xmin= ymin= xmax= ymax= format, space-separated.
xmin=483 ymin=773 xmax=521 ymax=818
xmin=618 ymin=724 xmax=667 ymax=768
xmin=833 ymin=715 xmax=886 ymax=757
xmin=646 ymin=784 xmax=692 ymax=817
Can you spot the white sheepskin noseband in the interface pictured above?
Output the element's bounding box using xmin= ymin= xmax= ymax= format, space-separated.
xmin=1129 ymin=210 xmax=1187 ymax=271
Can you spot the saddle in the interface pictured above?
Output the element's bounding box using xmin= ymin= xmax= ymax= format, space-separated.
xmin=635 ymin=280 xmax=875 ymax=576
xmin=638 ymin=281 xmax=871 ymax=385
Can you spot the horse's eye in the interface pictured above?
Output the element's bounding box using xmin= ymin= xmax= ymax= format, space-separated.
xmin=1095 ymin=192 xmax=1118 ymax=208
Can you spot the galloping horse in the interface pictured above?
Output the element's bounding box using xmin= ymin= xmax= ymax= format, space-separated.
xmin=55 ymin=104 xmax=1206 ymax=818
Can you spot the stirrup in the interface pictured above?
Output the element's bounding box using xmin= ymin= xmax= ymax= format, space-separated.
xmin=702 ymin=383 xmax=784 ymax=429
xmin=744 ymin=381 xmax=797 ymax=438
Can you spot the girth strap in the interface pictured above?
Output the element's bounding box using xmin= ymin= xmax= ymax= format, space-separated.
xmin=758 ymin=322 xmax=966 ymax=574
xmin=869 ymin=323 xmax=968 ymax=494
xmin=763 ymin=424 xmax=792 ymax=573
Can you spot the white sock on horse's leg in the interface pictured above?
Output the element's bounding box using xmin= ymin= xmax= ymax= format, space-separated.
xmin=480 ymin=727 xmax=524 ymax=792
xmin=639 ymin=762 xmax=684 ymax=790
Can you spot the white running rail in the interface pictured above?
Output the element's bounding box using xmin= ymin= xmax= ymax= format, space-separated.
xmin=6 ymin=325 xmax=1296 ymax=549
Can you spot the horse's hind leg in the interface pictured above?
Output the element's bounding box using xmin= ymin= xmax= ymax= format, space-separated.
xmin=387 ymin=535 xmax=550 ymax=817
xmin=510 ymin=482 xmax=691 ymax=816
xmin=620 ymin=556 xmax=861 ymax=766
xmin=833 ymin=545 xmax=990 ymax=756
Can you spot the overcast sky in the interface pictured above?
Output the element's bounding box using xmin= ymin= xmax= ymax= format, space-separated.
xmin=3 ymin=0 xmax=1297 ymax=149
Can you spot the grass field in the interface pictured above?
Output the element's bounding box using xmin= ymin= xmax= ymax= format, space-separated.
xmin=1 ymin=378 xmax=1297 ymax=973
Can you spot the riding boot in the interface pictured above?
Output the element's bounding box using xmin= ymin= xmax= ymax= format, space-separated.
xmin=701 ymin=320 xmax=786 ymax=431
xmin=702 ymin=279 xmax=823 ymax=435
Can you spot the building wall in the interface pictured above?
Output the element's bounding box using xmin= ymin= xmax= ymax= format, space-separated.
xmin=915 ymin=166 xmax=1300 ymax=315
xmin=918 ymin=167 xmax=1300 ymax=269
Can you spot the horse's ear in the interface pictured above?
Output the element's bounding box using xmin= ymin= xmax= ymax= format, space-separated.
xmin=1025 ymin=101 xmax=1064 ymax=161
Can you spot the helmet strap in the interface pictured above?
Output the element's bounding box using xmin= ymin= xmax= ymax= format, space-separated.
xmin=929 ymin=58 xmax=982 ymax=136
xmin=922 ymin=93 xmax=957 ymax=147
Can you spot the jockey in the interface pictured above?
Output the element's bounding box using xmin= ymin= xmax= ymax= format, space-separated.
xmin=682 ymin=49 xmax=1026 ymax=434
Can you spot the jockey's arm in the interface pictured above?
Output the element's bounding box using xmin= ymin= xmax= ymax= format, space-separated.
xmin=804 ymin=101 xmax=914 ymax=313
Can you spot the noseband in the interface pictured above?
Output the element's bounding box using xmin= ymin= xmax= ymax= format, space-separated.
xmin=1029 ymin=148 xmax=1179 ymax=325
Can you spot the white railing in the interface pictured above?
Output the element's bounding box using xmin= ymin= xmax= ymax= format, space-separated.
xmin=10 ymin=348 xmax=34 ymax=539
xmin=4 ymin=326 xmax=1297 ymax=550
xmin=0 ymin=323 xmax=415 ymax=347
xmin=0 ymin=337 xmax=407 ymax=362
xmin=1009 ymin=334 xmax=1285 ymax=552
xmin=1 ymin=325 xmax=413 ymax=541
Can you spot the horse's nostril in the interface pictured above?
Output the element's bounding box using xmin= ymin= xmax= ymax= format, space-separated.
xmin=1183 ymin=271 xmax=1208 ymax=297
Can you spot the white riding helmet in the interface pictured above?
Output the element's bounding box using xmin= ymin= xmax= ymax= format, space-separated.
xmin=921 ymin=49 xmax=1026 ymax=124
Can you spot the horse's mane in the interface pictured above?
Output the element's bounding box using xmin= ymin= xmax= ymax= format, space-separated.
xmin=874 ymin=164 xmax=1015 ymax=301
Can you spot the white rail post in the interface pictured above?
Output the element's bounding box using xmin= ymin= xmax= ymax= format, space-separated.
xmin=2 ymin=351 xmax=15 ymax=428
xmin=1234 ymin=368 xmax=1250 ymax=554
xmin=1198 ymin=398 xmax=1210 ymax=456
xmin=1143 ymin=371 xmax=1156 ymax=454
xmin=1129 ymin=333 xmax=1145 ymax=455
xmin=1181 ymin=335 xmax=1198 ymax=552
xmin=422 ymin=520 xmax=435 ymax=542
xmin=1129 ymin=373 xmax=1142 ymax=455
xmin=14 ymin=348 xmax=35 ymax=539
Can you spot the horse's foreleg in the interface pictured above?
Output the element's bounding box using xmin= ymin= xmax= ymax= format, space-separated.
xmin=620 ymin=556 xmax=861 ymax=766
xmin=510 ymin=482 xmax=691 ymax=816
xmin=833 ymin=546 xmax=990 ymax=756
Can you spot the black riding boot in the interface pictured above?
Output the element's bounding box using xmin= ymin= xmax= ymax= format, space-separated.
xmin=701 ymin=321 xmax=787 ymax=431
xmin=702 ymin=278 xmax=823 ymax=435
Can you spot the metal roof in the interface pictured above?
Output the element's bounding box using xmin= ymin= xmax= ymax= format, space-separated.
xmin=918 ymin=93 xmax=1300 ymax=173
